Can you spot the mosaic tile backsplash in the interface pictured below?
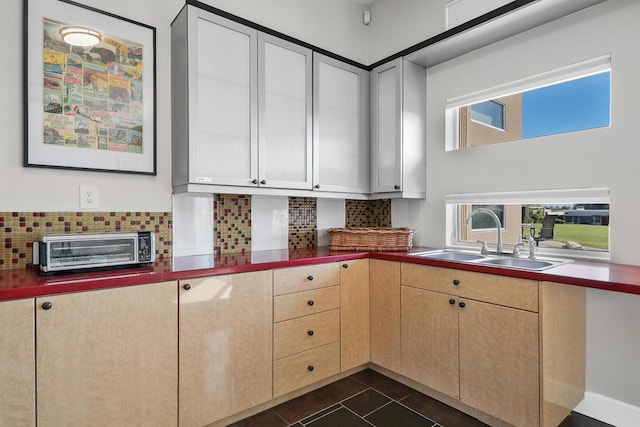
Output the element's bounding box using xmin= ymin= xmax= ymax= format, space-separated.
xmin=0 ymin=211 xmax=172 ymax=270
xmin=288 ymin=197 xmax=317 ymax=250
xmin=345 ymin=199 xmax=392 ymax=228
xmin=214 ymin=194 xmax=251 ymax=255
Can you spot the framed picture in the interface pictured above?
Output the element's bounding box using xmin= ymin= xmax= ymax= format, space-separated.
xmin=24 ymin=0 xmax=156 ymax=175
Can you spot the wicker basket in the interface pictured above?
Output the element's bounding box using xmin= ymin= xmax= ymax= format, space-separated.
xmin=327 ymin=227 xmax=414 ymax=252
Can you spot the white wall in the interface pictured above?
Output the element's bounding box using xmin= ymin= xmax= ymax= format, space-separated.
xmin=367 ymin=0 xmax=446 ymax=64
xmin=409 ymin=0 xmax=640 ymax=415
xmin=0 ymin=0 xmax=368 ymax=212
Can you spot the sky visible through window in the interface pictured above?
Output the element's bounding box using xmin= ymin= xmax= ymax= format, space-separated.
xmin=522 ymin=71 xmax=611 ymax=138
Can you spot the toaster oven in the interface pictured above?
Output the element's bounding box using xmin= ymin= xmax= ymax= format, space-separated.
xmin=32 ymin=231 xmax=155 ymax=274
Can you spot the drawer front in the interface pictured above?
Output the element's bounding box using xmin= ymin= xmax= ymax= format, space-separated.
xmin=401 ymin=263 xmax=538 ymax=312
xmin=274 ymin=309 xmax=340 ymax=360
xmin=273 ymin=263 xmax=340 ymax=296
xmin=274 ymin=286 xmax=340 ymax=323
xmin=273 ymin=341 xmax=340 ymax=397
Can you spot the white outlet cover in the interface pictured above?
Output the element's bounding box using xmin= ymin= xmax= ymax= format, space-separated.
xmin=79 ymin=185 xmax=99 ymax=209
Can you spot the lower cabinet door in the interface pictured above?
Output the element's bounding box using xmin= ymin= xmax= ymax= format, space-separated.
xmin=35 ymin=282 xmax=178 ymax=427
xmin=0 ymin=298 xmax=35 ymax=427
xmin=401 ymin=286 xmax=459 ymax=398
xmin=459 ymin=299 xmax=539 ymax=427
xmin=179 ymin=271 xmax=273 ymax=426
xmin=273 ymin=341 xmax=340 ymax=397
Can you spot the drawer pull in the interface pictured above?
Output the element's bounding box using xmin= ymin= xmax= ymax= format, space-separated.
xmin=459 ymin=301 xmax=466 ymax=308
xmin=307 ymin=300 xmax=314 ymax=306
xmin=307 ymin=275 xmax=314 ymax=281
xmin=453 ymin=279 xmax=460 ymax=286
xmin=42 ymin=302 xmax=53 ymax=310
xmin=449 ymin=299 xmax=456 ymax=305
xmin=307 ymin=365 xmax=314 ymax=372
xmin=307 ymin=330 xmax=314 ymax=336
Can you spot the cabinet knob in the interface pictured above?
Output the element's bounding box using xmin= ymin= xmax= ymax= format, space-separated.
xmin=307 ymin=330 xmax=314 ymax=336
xmin=307 ymin=275 xmax=314 ymax=281
xmin=342 ymin=263 xmax=348 ymax=269
xmin=260 ymin=180 xmax=267 ymax=185
xmin=314 ymin=184 xmax=320 ymax=189
xmin=307 ymin=300 xmax=314 ymax=306
xmin=394 ymin=185 xmax=401 ymax=190
xmin=459 ymin=301 xmax=466 ymax=308
xmin=183 ymin=284 xmax=191 ymax=291
xmin=307 ymin=365 xmax=314 ymax=372
xmin=453 ymin=279 xmax=460 ymax=286
xmin=41 ymin=301 xmax=53 ymax=310
xmin=449 ymin=299 xmax=456 ymax=305
xmin=251 ymin=179 xmax=258 ymax=185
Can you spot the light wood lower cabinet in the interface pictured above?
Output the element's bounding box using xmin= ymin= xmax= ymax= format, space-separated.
xmin=35 ymin=282 xmax=178 ymax=427
xmin=0 ymin=298 xmax=35 ymax=427
xmin=400 ymin=263 xmax=540 ymax=427
xmin=179 ymin=271 xmax=273 ymax=426
xmin=370 ymin=259 xmax=401 ymax=372
xmin=340 ymin=259 xmax=370 ymax=371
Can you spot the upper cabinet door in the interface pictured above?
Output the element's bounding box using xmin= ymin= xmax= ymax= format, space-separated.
xmin=258 ymin=33 xmax=312 ymax=190
xmin=371 ymin=59 xmax=403 ymax=193
xmin=187 ymin=9 xmax=258 ymax=187
xmin=313 ymin=54 xmax=369 ymax=194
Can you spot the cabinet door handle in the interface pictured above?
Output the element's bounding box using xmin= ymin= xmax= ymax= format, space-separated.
xmin=307 ymin=300 xmax=314 ymax=306
xmin=260 ymin=180 xmax=267 ymax=185
xmin=342 ymin=263 xmax=348 ymax=269
xmin=453 ymin=279 xmax=460 ymax=286
xmin=307 ymin=365 xmax=314 ymax=372
xmin=394 ymin=185 xmax=401 ymax=190
xmin=314 ymin=184 xmax=320 ymax=189
xmin=307 ymin=330 xmax=314 ymax=336
xmin=41 ymin=301 xmax=53 ymax=310
xmin=459 ymin=301 xmax=466 ymax=308
xmin=251 ymin=179 xmax=258 ymax=185
xmin=183 ymin=284 xmax=191 ymax=291
xmin=307 ymin=275 xmax=314 ymax=281
xmin=449 ymin=299 xmax=456 ymax=305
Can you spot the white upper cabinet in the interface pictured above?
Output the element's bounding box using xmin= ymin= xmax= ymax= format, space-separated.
xmin=371 ymin=58 xmax=426 ymax=198
xmin=258 ymin=33 xmax=313 ymax=190
xmin=313 ymin=54 xmax=369 ymax=194
xmin=173 ymin=6 xmax=258 ymax=188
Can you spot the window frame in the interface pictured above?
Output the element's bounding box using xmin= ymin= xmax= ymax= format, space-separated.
xmin=470 ymin=100 xmax=506 ymax=131
xmin=445 ymin=188 xmax=611 ymax=261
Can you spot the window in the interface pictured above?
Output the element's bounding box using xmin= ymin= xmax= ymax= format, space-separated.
xmin=470 ymin=101 xmax=504 ymax=129
xmin=446 ymin=188 xmax=610 ymax=259
xmin=446 ymin=55 xmax=611 ymax=150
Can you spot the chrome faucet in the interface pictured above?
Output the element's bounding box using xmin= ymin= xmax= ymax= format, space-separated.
xmin=466 ymin=208 xmax=503 ymax=254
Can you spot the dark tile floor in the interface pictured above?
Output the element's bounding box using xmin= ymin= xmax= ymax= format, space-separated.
xmin=229 ymin=369 xmax=613 ymax=427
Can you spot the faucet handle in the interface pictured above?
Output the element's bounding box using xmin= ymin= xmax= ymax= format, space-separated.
xmin=476 ymin=240 xmax=489 ymax=254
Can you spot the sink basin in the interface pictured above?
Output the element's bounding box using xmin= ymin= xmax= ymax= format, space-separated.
xmin=477 ymin=256 xmax=572 ymax=271
xmin=411 ymin=250 xmax=487 ymax=262
xmin=411 ymin=249 xmax=572 ymax=271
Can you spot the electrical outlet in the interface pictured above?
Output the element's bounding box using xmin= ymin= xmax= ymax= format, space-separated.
xmin=79 ymin=185 xmax=99 ymax=209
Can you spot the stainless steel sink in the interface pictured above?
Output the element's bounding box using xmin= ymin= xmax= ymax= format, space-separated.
xmin=411 ymin=250 xmax=487 ymax=262
xmin=476 ymin=257 xmax=570 ymax=271
xmin=410 ymin=250 xmax=572 ymax=271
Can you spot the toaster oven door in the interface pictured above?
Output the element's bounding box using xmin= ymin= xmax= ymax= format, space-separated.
xmin=47 ymin=236 xmax=137 ymax=271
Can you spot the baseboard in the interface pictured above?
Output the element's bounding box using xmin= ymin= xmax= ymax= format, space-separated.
xmin=574 ymin=392 xmax=640 ymax=427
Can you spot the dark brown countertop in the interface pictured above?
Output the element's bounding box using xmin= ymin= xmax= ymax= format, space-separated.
xmin=1 ymin=246 xmax=639 ymax=301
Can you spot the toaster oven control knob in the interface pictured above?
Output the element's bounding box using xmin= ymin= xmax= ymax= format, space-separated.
xmin=42 ymin=302 xmax=53 ymax=310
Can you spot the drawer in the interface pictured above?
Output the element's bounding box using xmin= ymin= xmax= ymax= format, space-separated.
xmin=274 ymin=286 xmax=341 ymax=322
xmin=401 ymin=263 xmax=538 ymax=312
xmin=273 ymin=341 xmax=340 ymax=397
xmin=273 ymin=263 xmax=340 ymax=296
xmin=274 ymin=309 xmax=340 ymax=360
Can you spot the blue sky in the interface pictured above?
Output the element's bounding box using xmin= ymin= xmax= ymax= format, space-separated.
xmin=522 ymin=71 xmax=611 ymax=138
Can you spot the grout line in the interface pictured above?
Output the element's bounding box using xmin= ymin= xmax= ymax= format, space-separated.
xmin=341 ymin=405 xmax=376 ymax=426
xmin=298 ymin=404 xmax=343 ymax=426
